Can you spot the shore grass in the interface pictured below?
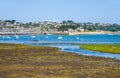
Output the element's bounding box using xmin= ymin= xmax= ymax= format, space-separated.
xmin=80 ymin=44 xmax=120 ymax=54
xmin=0 ymin=43 xmax=120 ymax=78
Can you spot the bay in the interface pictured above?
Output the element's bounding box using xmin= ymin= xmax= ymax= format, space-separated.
xmin=0 ymin=34 xmax=120 ymax=59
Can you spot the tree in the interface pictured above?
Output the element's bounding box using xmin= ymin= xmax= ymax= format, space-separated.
xmin=58 ymin=25 xmax=77 ymax=31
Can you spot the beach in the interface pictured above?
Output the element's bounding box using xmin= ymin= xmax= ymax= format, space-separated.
xmin=0 ymin=31 xmax=120 ymax=35
xmin=69 ymin=31 xmax=120 ymax=35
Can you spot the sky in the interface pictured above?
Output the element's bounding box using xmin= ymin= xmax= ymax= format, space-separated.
xmin=0 ymin=0 xmax=120 ymax=23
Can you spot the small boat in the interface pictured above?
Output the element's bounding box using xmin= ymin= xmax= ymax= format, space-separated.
xmin=46 ymin=33 xmax=52 ymax=35
xmin=7 ymin=36 xmax=10 ymax=39
xmin=15 ymin=35 xmax=19 ymax=39
xmin=31 ymin=35 xmax=36 ymax=38
xmin=76 ymin=37 xmax=79 ymax=40
xmin=58 ymin=36 xmax=63 ymax=40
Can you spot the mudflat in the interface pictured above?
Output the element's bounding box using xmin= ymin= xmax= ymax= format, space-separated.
xmin=0 ymin=43 xmax=120 ymax=78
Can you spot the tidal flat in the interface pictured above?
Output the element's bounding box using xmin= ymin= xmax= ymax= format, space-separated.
xmin=0 ymin=43 xmax=120 ymax=78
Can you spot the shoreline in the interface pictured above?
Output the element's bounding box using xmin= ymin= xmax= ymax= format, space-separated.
xmin=0 ymin=32 xmax=42 ymax=35
xmin=69 ymin=31 xmax=120 ymax=35
xmin=0 ymin=31 xmax=120 ymax=35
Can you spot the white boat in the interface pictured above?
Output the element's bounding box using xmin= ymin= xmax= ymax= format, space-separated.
xmin=31 ymin=35 xmax=36 ymax=38
xmin=46 ymin=33 xmax=52 ymax=35
xmin=15 ymin=35 xmax=19 ymax=39
xmin=58 ymin=36 xmax=63 ymax=40
xmin=76 ymin=37 xmax=79 ymax=40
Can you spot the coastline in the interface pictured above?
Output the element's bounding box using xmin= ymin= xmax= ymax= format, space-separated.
xmin=69 ymin=31 xmax=120 ymax=35
xmin=0 ymin=32 xmax=42 ymax=35
xmin=0 ymin=31 xmax=120 ymax=35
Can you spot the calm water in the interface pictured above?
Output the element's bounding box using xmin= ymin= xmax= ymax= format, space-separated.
xmin=0 ymin=34 xmax=120 ymax=59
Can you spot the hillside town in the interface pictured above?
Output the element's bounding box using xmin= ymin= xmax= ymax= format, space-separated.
xmin=0 ymin=20 xmax=120 ymax=35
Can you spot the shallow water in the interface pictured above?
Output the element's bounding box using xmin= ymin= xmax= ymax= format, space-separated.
xmin=0 ymin=34 xmax=120 ymax=44
xmin=30 ymin=43 xmax=120 ymax=60
xmin=0 ymin=34 xmax=120 ymax=59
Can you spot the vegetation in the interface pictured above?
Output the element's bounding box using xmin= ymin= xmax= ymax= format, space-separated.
xmin=58 ymin=20 xmax=120 ymax=32
xmin=58 ymin=25 xmax=77 ymax=31
xmin=0 ymin=43 xmax=120 ymax=78
xmin=80 ymin=44 xmax=120 ymax=54
xmin=1 ymin=20 xmax=120 ymax=32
